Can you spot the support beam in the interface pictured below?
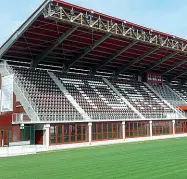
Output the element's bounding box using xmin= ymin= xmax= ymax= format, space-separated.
xmin=88 ymin=122 xmax=92 ymax=144
xmin=47 ymin=3 xmax=187 ymax=53
xmin=43 ymin=124 xmax=50 ymax=147
xmin=103 ymin=77 xmax=145 ymax=119
xmin=169 ymin=68 xmax=187 ymax=81
xmin=48 ymin=71 xmax=91 ymax=120
xmin=65 ymin=33 xmax=111 ymax=70
xmin=122 ymin=121 xmax=125 ymax=140
xmin=92 ymin=41 xmax=138 ymax=73
xmin=172 ymin=120 xmax=175 ymax=136
xmin=149 ymin=120 xmax=153 ymax=138
xmin=180 ymin=79 xmax=186 ymax=86
xmin=162 ymin=58 xmax=187 ymax=74
xmin=0 ymin=0 xmax=51 ymax=59
xmin=139 ymin=51 xmax=178 ymax=75
xmin=115 ymin=46 xmax=160 ymax=76
xmin=31 ymin=26 xmax=78 ymax=69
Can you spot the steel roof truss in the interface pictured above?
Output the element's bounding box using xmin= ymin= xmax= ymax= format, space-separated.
xmin=139 ymin=51 xmax=178 ymax=75
xmin=45 ymin=2 xmax=187 ymax=53
xmin=169 ymin=69 xmax=187 ymax=81
xmin=162 ymin=58 xmax=187 ymax=74
xmin=114 ymin=46 xmax=160 ymax=76
xmin=91 ymin=40 xmax=138 ymax=73
xmin=64 ymin=33 xmax=111 ymax=70
xmin=0 ymin=0 xmax=52 ymax=59
xmin=31 ymin=26 xmax=78 ymax=69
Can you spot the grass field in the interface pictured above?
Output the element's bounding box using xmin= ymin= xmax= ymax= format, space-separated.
xmin=1 ymin=138 xmax=187 ymax=179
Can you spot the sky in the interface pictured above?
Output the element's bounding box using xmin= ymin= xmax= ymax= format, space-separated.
xmin=1 ymin=0 xmax=187 ymax=46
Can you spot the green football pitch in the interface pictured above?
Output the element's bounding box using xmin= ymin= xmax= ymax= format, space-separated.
xmin=1 ymin=138 xmax=187 ymax=179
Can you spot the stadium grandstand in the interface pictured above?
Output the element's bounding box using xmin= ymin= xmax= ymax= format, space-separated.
xmin=1 ymin=0 xmax=187 ymax=156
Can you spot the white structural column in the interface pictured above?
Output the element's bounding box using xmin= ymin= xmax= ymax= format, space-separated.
xmin=149 ymin=120 xmax=153 ymax=138
xmin=122 ymin=121 xmax=125 ymax=140
xmin=88 ymin=122 xmax=92 ymax=145
xmin=43 ymin=124 xmax=50 ymax=147
xmin=172 ymin=120 xmax=175 ymax=135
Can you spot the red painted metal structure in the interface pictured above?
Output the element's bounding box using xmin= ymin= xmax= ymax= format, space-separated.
xmin=1 ymin=0 xmax=187 ymax=80
xmin=0 ymin=0 xmax=187 ymax=146
xmin=50 ymin=123 xmax=88 ymax=145
xmin=146 ymin=72 xmax=163 ymax=84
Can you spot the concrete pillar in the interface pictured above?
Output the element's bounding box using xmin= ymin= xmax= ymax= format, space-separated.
xmin=43 ymin=124 xmax=50 ymax=147
xmin=88 ymin=122 xmax=92 ymax=145
xmin=149 ymin=120 xmax=153 ymax=138
xmin=20 ymin=123 xmax=24 ymax=129
xmin=122 ymin=121 xmax=125 ymax=140
xmin=172 ymin=120 xmax=175 ymax=136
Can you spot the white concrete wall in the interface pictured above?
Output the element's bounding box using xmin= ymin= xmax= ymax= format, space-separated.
xmin=0 ymin=145 xmax=37 ymax=157
xmin=46 ymin=134 xmax=187 ymax=152
xmin=1 ymin=133 xmax=187 ymax=157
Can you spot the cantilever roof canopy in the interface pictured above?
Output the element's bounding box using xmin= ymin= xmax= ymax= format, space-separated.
xmin=1 ymin=0 xmax=187 ymax=81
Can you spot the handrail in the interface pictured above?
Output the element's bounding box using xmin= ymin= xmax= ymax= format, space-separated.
xmin=3 ymin=61 xmax=38 ymax=111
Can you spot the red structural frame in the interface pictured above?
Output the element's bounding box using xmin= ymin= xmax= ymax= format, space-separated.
xmin=50 ymin=123 xmax=88 ymax=145
xmin=2 ymin=0 xmax=187 ymax=79
xmin=175 ymin=120 xmax=187 ymax=134
xmin=92 ymin=122 xmax=122 ymax=141
xmin=125 ymin=121 xmax=150 ymax=138
xmin=0 ymin=125 xmax=20 ymax=147
xmin=152 ymin=120 xmax=173 ymax=136
xmin=146 ymin=72 xmax=163 ymax=84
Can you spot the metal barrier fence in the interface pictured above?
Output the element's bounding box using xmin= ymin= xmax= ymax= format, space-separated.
xmin=0 ymin=126 xmax=35 ymax=147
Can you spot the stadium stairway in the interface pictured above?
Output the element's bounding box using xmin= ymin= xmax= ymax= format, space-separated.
xmin=48 ymin=71 xmax=91 ymax=121
xmin=0 ymin=61 xmax=40 ymax=122
xmin=144 ymin=83 xmax=186 ymax=119
xmin=0 ymin=61 xmax=85 ymax=123
xmin=110 ymin=78 xmax=183 ymax=119
xmin=53 ymin=73 xmax=139 ymax=120
xmin=102 ymin=78 xmax=145 ymax=119
xmin=11 ymin=67 xmax=84 ymax=122
xmin=149 ymin=83 xmax=186 ymax=107
xmin=1 ymin=61 xmax=186 ymax=123
xmin=169 ymin=83 xmax=187 ymax=102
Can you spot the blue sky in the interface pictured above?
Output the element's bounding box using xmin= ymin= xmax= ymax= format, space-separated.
xmin=1 ymin=0 xmax=187 ymax=46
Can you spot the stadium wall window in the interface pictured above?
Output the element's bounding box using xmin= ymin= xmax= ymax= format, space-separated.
xmin=0 ymin=126 xmax=33 ymax=147
xmin=50 ymin=123 xmax=88 ymax=145
xmin=152 ymin=121 xmax=172 ymax=136
xmin=125 ymin=121 xmax=149 ymax=138
xmin=92 ymin=122 xmax=122 ymax=141
xmin=175 ymin=120 xmax=187 ymax=134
